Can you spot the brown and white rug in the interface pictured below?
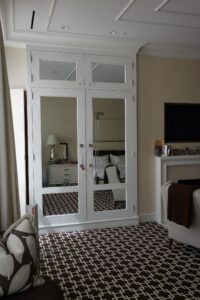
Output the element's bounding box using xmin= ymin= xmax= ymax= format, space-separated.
xmin=39 ymin=222 xmax=200 ymax=300
xmin=43 ymin=190 xmax=125 ymax=216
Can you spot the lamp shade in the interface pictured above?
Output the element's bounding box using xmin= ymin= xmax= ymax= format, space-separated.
xmin=46 ymin=134 xmax=59 ymax=146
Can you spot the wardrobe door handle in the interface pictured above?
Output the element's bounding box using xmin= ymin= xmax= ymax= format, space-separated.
xmin=80 ymin=164 xmax=85 ymax=170
xmin=80 ymin=144 xmax=85 ymax=171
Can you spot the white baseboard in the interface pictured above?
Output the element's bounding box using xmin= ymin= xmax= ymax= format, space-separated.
xmin=139 ymin=213 xmax=156 ymax=223
xmin=39 ymin=216 xmax=140 ymax=234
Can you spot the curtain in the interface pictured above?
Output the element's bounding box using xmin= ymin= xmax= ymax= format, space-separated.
xmin=0 ymin=20 xmax=20 ymax=231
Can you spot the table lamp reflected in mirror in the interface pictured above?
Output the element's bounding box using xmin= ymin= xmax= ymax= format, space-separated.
xmin=46 ymin=134 xmax=59 ymax=161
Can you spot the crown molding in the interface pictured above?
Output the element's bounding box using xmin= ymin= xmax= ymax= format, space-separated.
xmin=0 ymin=0 xmax=144 ymax=56
xmin=139 ymin=44 xmax=200 ymax=60
xmin=2 ymin=0 xmax=200 ymax=59
xmin=4 ymin=29 xmax=145 ymax=56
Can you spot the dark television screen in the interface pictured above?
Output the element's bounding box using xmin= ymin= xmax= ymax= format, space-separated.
xmin=164 ymin=103 xmax=200 ymax=143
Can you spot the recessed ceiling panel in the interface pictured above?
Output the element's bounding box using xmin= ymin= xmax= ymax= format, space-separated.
xmin=3 ymin=0 xmax=200 ymax=50
xmin=14 ymin=0 xmax=53 ymax=31
xmin=120 ymin=0 xmax=200 ymax=28
xmin=48 ymin=0 xmax=130 ymax=35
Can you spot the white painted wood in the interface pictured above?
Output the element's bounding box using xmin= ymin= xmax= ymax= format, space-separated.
xmin=39 ymin=216 xmax=139 ymax=234
xmin=85 ymin=54 xmax=133 ymax=91
xmin=26 ymin=48 xmax=35 ymax=209
xmin=86 ymin=90 xmax=137 ymax=222
xmin=33 ymin=88 xmax=86 ymax=227
xmin=139 ymin=213 xmax=156 ymax=223
xmin=31 ymin=52 xmax=84 ymax=89
xmin=10 ymin=89 xmax=26 ymax=216
xmin=48 ymin=164 xmax=78 ymax=185
xmin=155 ymin=155 xmax=200 ymax=224
xmin=27 ymin=47 xmax=137 ymax=231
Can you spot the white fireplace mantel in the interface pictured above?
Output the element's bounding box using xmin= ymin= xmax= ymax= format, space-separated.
xmin=155 ymin=155 xmax=200 ymax=224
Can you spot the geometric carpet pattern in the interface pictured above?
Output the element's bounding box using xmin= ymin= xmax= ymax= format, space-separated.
xmin=43 ymin=190 xmax=125 ymax=216
xmin=39 ymin=222 xmax=200 ymax=300
xmin=43 ymin=192 xmax=79 ymax=215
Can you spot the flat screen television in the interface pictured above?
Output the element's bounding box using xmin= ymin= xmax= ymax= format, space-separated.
xmin=164 ymin=103 xmax=200 ymax=143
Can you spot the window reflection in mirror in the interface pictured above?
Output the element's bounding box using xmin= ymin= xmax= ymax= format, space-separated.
xmin=94 ymin=189 xmax=126 ymax=212
xmin=92 ymin=98 xmax=125 ymax=185
xmin=40 ymin=60 xmax=76 ymax=81
xmin=91 ymin=63 xmax=125 ymax=83
xmin=40 ymin=96 xmax=78 ymax=188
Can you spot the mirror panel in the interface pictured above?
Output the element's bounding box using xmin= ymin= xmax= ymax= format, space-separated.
xmin=43 ymin=192 xmax=78 ymax=216
xmin=91 ymin=63 xmax=125 ymax=83
xmin=92 ymin=98 xmax=126 ymax=185
xmin=94 ymin=189 xmax=126 ymax=212
xmin=40 ymin=60 xmax=76 ymax=81
xmin=40 ymin=96 xmax=78 ymax=188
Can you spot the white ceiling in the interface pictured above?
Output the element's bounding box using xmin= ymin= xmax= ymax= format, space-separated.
xmin=1 ymin=0 xmax=200 ymax=54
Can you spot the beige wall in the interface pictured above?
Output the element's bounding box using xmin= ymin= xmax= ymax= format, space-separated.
xmin=41 ymin=97 xmax=77 ymax=166
xmin=137 ymin=54 xmax=200 ymax=215
xmin=93 ymin=98 xmax=125 ymax=146
xmin=5 ymin=47 xmax=26 ymax=89
xmin=5 ymin=47 xmax=200 ymax=216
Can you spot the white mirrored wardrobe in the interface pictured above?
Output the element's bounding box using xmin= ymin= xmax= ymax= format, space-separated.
xmin=27 ymin=46 xmax=138 ymax=233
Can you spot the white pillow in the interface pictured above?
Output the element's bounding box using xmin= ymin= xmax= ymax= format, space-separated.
xmin=105 ymin=166 xmax=120 ymax=183
xmin=110 ymin=155 xmax=125 ymax=178
xmin=117 ymin=164 xmax=126 ymax=179
xmin=93 ymin=155 xmax=109 ymax=179
xmin=110 ymin=154 xmax=125 ymax=165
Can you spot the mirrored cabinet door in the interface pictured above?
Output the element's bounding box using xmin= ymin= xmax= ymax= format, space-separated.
xmin=33 ymin=88 xmax=86 ymax=226
xmin=31 ymin=52 xmax=84 ymax=88
xmin=92 ymin=97 xmax=126 ymax=187
xmin=86 ymin=90 xmax=136 ymax=221
xmin=85 ymin=55 xmax=133 ymax=90
xmin=40 ymin=96 xmax=78 ymax=189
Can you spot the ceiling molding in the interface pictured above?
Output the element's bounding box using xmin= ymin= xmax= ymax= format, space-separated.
xmin=154 ymin=0 xmax=170 ymax=12
xmin=1 ymin=0 xmax=144 ymax=55
xmin=2 ymin=0 xmax=200 ymax=60
xmin=119 ymin=17 xmax=200 ymax=30
xmin=161 ymin=9 xmax=200 ymax=18
xmin=46 ymin=0 xmax=56 ymax=31
xmin=115 ymin=0 xmax=136 ymax=21
xmin=6 ymin=28 xmax=145 ymax=56
xmin=117 ymin=0 xmax=200 ymax=30
xmin=139 ymin=44 xmax=200 ymax=60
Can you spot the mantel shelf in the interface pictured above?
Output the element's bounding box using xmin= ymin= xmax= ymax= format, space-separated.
xmin=159 ymin=155 xmax=200 ymax=161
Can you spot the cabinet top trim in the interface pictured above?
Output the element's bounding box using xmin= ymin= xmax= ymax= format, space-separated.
xmin=26 ymin=45 xmax=138 ymax=59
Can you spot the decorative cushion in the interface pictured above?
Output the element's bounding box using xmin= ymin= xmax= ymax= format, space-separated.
xmin=0 ymin=215 xmax=44 ymax=297
xmin=110 ymin=154 xmax=125 ymax=165
xmin=93 ymin=155 xmax=110 ymax=179
xmin=110 ymin=155 xmax=125 ymax=178
xmin=4 ymin=277 xmax=64 ymax=300
xmin=105 ymin=165 xmax=120 ymax=183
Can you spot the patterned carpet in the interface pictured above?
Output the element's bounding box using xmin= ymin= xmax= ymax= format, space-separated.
xmin=43 ymin=190 xmax=125 ymax=215
xmin=39 ymin=222 xmax=200 ymax=300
